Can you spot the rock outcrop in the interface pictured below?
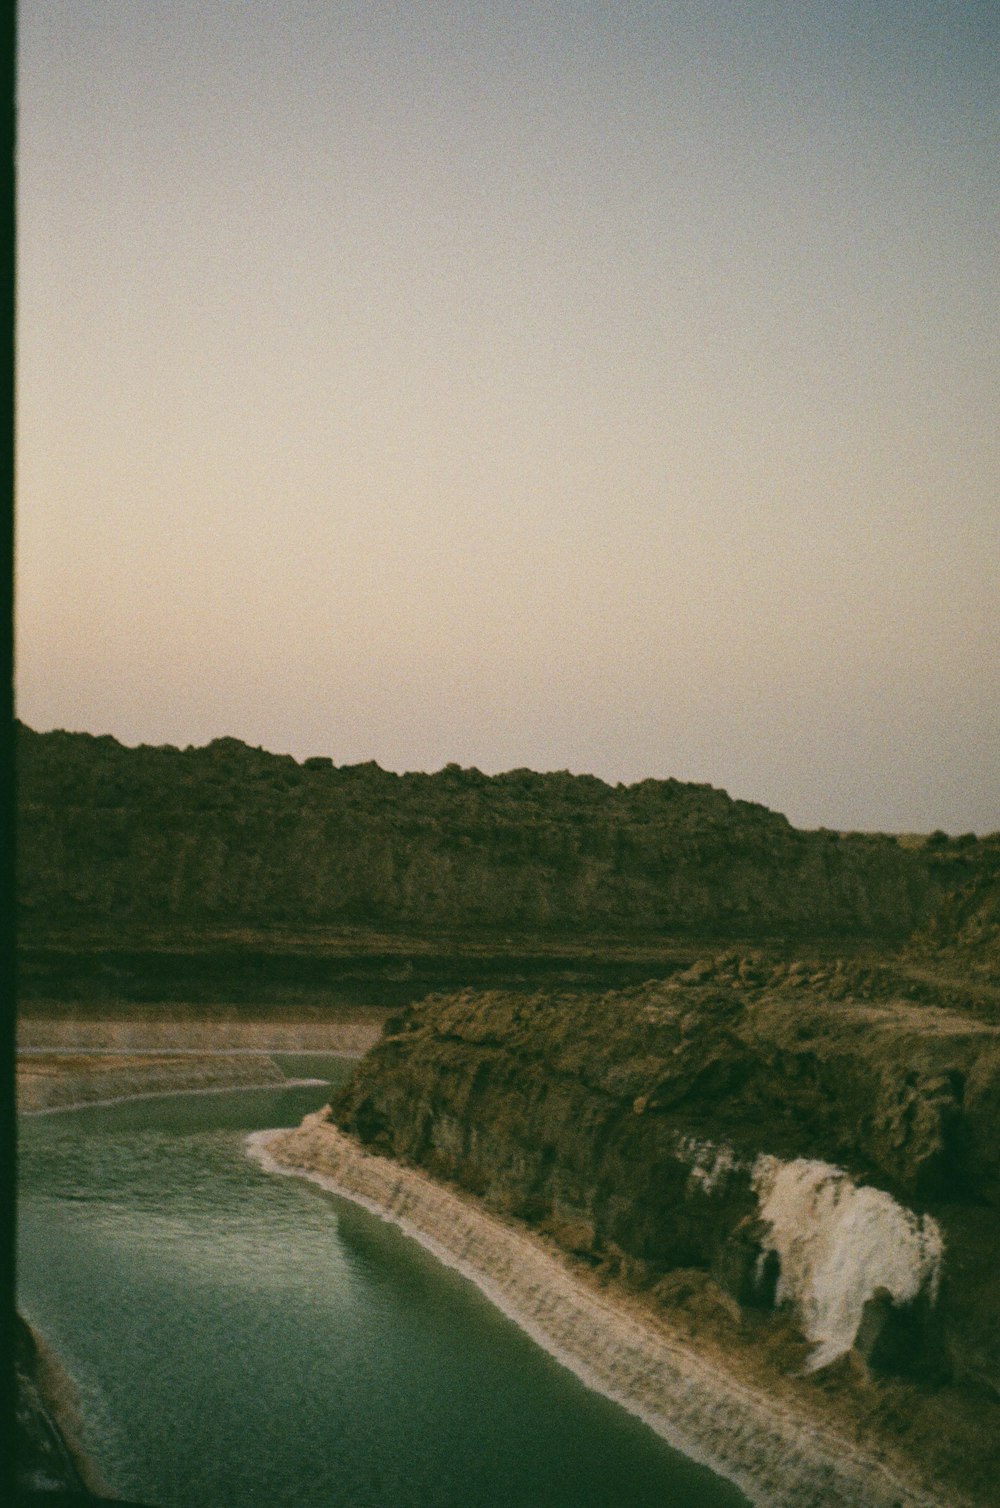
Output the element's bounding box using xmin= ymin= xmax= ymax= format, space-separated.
xmin=906 ymin=839 xmax=1000 ymax=982
xmin=326 ymin=975 xmax=1000 ymax=1500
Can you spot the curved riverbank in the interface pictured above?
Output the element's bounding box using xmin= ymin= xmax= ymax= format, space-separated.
xmin=251 ymin=1111 xmax=959 ymax=1508
xmin=15 ymin=1066 xmax=359 ymax=1508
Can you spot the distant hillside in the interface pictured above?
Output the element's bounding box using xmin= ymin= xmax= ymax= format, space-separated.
xmin=16 ymin=725 xmax=981 ymax=945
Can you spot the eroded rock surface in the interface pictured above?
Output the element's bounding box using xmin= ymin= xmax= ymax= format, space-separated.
xmin=333 ymin=975 xmax=1000 ymax=1404
xmin=18 ymin=724 xmax=984 ymax=942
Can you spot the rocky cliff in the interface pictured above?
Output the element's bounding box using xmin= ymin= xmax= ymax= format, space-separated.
xmin=17 ymin=724 xmax=982 ymax=945
xmin=906 ymin=839 xmax=1000 ymax=983
xmin=329 ymin=970 xmax=1000 ymax=1501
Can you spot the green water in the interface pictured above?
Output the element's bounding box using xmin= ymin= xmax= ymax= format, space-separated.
xmin=17 ymin=1064 xmax=749 ymax=1507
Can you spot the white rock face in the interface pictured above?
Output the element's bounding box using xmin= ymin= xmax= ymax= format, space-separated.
xmin=752 ymin=1156 xmax=944 ymax=1370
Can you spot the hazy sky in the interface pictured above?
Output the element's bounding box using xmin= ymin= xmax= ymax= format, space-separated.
xmin=16 ymin=1 xmax=999 ymax=833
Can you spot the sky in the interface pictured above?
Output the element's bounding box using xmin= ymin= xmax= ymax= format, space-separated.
xmin=15 ymin=0 xmax=999 ymax=834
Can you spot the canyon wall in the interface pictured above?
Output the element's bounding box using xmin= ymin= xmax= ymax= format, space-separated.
xmin=20 ymin=722 xmax=1000 ymax=1499
xmin=332 ymin=975 xmax=1000 ymax=1404
xmin=907 ymin=857 xmax=1000 ymax=982
xmin=17 ymin=725 xmax=984 ymax=945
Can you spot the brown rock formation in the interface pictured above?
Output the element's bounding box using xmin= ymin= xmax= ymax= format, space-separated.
xmin=333 ymin=975 xmax=1000 ymax=1406
xmin=18 ymin=724 xmax=981 ymax=946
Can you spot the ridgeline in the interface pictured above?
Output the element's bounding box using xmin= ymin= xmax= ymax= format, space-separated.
xmin=16 ymin=723 xmax=997 ymax=1009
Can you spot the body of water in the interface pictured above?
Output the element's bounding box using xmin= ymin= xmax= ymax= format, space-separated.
xmin=18 ymin=1062 xmax=748 ymax=1507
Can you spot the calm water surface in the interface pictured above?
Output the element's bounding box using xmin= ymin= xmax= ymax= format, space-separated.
xmin=18 ymin=1060 xmax=749 ymax=1508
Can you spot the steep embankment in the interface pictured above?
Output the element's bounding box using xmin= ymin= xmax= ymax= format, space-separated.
xmin=258 ymin=1113 xmax=948 ymax=1508
xmin=17 ymin=724 xmax=977 ymax=947
xmin=311 ymin=975 xmax=1000 ymax=1505
xmin=14 ymin=1314 xmax=102 ymax=1497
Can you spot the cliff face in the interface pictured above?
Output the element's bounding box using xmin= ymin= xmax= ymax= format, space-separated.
xmin=906 ymin=840 xmax=1000 ymax=983
xmin=16 ymin=725 xmax=982 ymax=942
xmin=333 ymin=974 xmax=1000 ymax=1402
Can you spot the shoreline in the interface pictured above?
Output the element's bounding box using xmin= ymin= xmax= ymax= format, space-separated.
xmin=26 ymin=1322 xmax=112 ymax=1497
xmin=17 ymin=1045 xmax=369 ymax=1056
xmin=249 ymin=1115 xmax=957 ymax=1508
xmin=15 ymin=1062 xmax=347 ymax=1499
xmin=16 ymin=1055 xmax=289 ymax=1115
xmin=17 ymin=1014 xmax=390 ymax=1056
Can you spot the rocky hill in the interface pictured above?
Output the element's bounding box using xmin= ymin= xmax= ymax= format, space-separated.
xmin=16 ymin=725 xmax=984 ymax=946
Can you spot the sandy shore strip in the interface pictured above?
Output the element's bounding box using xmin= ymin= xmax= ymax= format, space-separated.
xmin=249 ymin=1111 xmax=959 ymax=1508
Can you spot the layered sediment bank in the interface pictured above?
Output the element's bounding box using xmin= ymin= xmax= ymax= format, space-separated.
xmin=16 ymin=1011 xmax=387 ymax=1113
xmin=251 ymin=1112 xmax=956 ymax=1508
xmin=16 ymin=1051 xmax=291 ymax=1114
xmin=18 ymin=1013 xmax=389 ymax=1056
